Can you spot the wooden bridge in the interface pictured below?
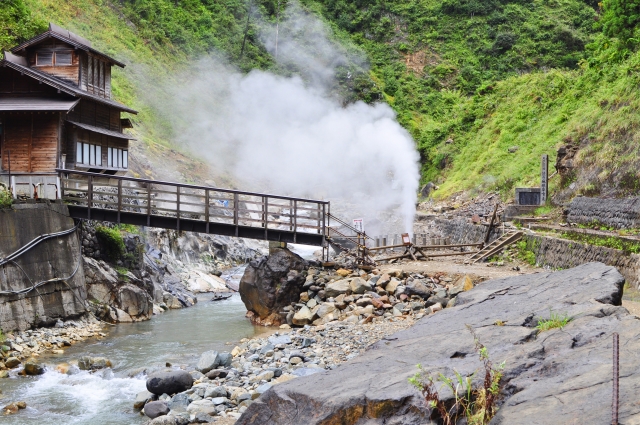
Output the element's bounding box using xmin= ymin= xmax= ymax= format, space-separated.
xmin=57 ymin=170 xmax=329 ymax=247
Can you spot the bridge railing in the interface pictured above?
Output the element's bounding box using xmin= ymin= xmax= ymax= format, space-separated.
xmin=57 ymin=170 xmax=329 ymax=242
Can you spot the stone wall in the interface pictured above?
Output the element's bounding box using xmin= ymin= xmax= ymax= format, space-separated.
xmin=433 ymin=218 xmax=502 ymax=245
xmin=0 ymin=202 xmax=87 ymax=331
xmin=567 ymin=196 xmax=640 ymax=229
xmin=522 ymin=234 xmax=640 ymax=287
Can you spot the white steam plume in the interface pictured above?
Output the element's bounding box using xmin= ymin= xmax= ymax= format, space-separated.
xmin=159 ymin=3 xmax=420 ymax=235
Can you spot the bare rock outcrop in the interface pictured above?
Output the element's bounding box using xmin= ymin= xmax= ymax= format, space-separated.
xmin=239 ymin=248 xmax=308 ymax=326
xmin=237 ymin=262 xmax=640 ymax=425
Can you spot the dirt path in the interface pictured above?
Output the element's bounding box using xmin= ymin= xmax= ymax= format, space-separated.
xmin=379 ymin=257 xmax=541 ymax=283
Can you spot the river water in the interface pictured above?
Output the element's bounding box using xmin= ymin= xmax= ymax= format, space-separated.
xmin=1 ymin=267 xmax=270 ymax=425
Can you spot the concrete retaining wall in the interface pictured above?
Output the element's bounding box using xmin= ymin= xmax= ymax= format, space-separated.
xmin=567 ymin=196 xmax=640 ymax=229
xmin=0 ymin=202 xmax=87 ymax=331
xmin=523 ymin=234 xmax=640 ymax=288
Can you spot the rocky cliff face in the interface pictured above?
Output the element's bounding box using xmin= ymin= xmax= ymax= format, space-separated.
xmin=0 ymin=203 xmax=87 ymax=331
xmin=237 ymin=262 xmax=640 ymax=425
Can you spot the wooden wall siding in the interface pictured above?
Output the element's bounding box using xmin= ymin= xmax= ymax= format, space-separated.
xmin=80 ymin=55 xmax=88 ymax=91
xmin=1 ymin=113 xmax=59 ymax=172
xmin=31 ymin=115 xmax=58 ymax=172
xmin=84 ymin=55 xmax=111 ymax=99
xmin=66 ymin=100 xmax=121 ymax=132
xmin=110 ymin=109 xmax=120 ymax=130
xmin=0 ymin=68 xmax=62 ymax=95
xmin=26 ymin=40 xmax=80 ymax=85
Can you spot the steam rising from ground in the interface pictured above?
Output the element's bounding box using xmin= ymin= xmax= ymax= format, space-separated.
xmin=160 ymin=3 xmax=420 ymax=234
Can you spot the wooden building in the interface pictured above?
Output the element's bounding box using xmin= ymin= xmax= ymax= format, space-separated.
xmin=0 ymin=23 xmax=137 ymax=198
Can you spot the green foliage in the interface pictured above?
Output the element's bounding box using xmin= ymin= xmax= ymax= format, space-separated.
xmin=2 ymin=0 xmax=638 ymax=200
xmin=559 ymin=231 xmax=640 ymax=254
xmin=601 ymin=0 xmax=640 ymax=46
xmin=515 ymin=240 xmax=536 ymax=265
xmin=533 ymin=205 xmax=553 ymax=216
xmin=95 ymin=225 xmax=125 ymax=262
xmin=0 ymin=328 xmax=5 ymax=343
xmin=0 ymin=0 xmax=47 ymax=50
xmin=0 ymin=185 xmax=12 ymax=209
xmin=536 ymin=310 xmax=571 ymax=332
xmin=409 ymin=326 xmax=505 ymax=425
xmin=115 ymin=224 xmax=139 ymax=234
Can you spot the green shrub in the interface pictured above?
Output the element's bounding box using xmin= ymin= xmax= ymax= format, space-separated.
xmin=95 ymin=225 xmax=125 ymax=262
xmin=409 ymin=326 xmax=505 ymax=425
xmin=536 ymin=310 xmax=571 ymax=333
xmin=0 ymin=185 xmax=12 ymax=209
xmin=515 ymin=240 xmax=536 ymax=266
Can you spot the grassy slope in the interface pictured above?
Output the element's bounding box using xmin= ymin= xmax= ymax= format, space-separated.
xmin=2 ymin=0 xmax=640 ymax=202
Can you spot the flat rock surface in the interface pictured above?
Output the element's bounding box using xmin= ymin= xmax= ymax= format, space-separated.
xmin=237 ymin=262 xmax=640 ymax=425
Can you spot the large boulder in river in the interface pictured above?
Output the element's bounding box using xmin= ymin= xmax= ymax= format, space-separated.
xmin=239 ymin=248 xmax=308 ymax=326
xmin=146 ymin=370 xmax=194 ymax=396
xmin=236 ymin=262 xmax=640 ymax=425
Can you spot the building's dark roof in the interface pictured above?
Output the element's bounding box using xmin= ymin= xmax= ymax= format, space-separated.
xmin=67 ymin=121 xmax=136 ymax=140
xmin=11 ymin=23 xmax=126 ymax=68
xmin=0 ymin=97 xmax=80 ymax=111
xmin=0 ymin=58 xmax=138 ymax=114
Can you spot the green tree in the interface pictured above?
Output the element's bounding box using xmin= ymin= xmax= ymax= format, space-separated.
xmin=602 ymin=0 xmax=640 ymax=45
xmin=0 ymin=0 xmax=47 ymax=51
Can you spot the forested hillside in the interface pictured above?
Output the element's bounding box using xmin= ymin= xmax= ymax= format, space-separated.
xmin=2 ymin=0 xmax=640 ymax=202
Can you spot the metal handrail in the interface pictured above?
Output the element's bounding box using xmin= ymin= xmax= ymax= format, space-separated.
xmin=56 ymin=169 xmax=329 ymax=204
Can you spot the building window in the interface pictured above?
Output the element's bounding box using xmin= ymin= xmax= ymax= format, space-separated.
xmin=76 ymin=142 xmax=102 ymax=166
xmin=55 ymin=51 xmax=73 ymax=66
xmin=36 ymin=52 xmax=53 ymax=66
xmin=107 ymin=147 xmax=128 ymax=169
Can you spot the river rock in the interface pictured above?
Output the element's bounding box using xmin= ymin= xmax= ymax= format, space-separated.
xmin=187 ymin=399 xmax=217 ymax=415
xmin=236 ymin=262 xmax=640 ymax=425
xmin=167 ymin=393 xmax=190 ymax=412
xmin=204 ymin=386 xmax=228 ymax=398
xmin=324 ymin=280 xmax=350 ymax=298
xmin=404 ymin=280 xmax=432 ymax=298
xmin=146 ymin=370 xmax=194 ymax=395
xmin=148 ymin=416 xmax=178 ymax=425
xmin=78 ymin=356 xmax=112 ymax=371
xmin=23 ymin=360 xmax=45 ymax=375
xmin=134 ymin=390 xmax=154 ymax=409
xmin=292 ymin=306 xmax=313 ymax=326
xmin=4 ymin=357 xmax=20 ymax=368
xmin=217 ymin=352 xmax=233 ymax=367
xmin=349 ymin=278 xmax=371 ymax=294
xmin=239 ymin=248 xmax=308 ymax=325
xmin=144 ymin=401 xmax=169 ymax=419
xmin=196 ymin=351 xmax=219 ymax=374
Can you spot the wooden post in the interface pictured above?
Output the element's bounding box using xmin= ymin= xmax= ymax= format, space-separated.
xmin=264 ymin=196 xmax=268 ymax=240
xmin=234 ymin=193 xmax=239 ymax=237
xmin=484 ymin=203 xmax=498 ymax=247
xmin=205 ymin=189 xmax=210 ymax=234
xmin=117 ymin=179 xmax=122 ymax=224
xmin=541 ymin=154 xmax=548 ymax=205
xmin=293 ymin=200 xmax=298 ymax=244
xmin=176 ymin=186 xmax=181 ymax=233
xmin=87 ymin=175 xmax=93 ymax=220
xmin=146 ymin=183 xmax=152 ymax=227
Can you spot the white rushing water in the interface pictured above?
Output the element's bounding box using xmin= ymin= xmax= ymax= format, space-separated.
xmin=2 ymin=289 xmax=269 ymax=424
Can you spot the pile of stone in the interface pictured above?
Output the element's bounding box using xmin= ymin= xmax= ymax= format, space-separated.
xmin=0 ymin=317 xmax=105 ymax=377
xmin=136 ymin=317 xmax=418 ymax=424
xmin=283 ymin=267 xmax=474 ymax=327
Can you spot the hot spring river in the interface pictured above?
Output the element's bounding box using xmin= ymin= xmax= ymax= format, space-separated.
xmin=1 ymin=267 xmax=271 ymax=425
